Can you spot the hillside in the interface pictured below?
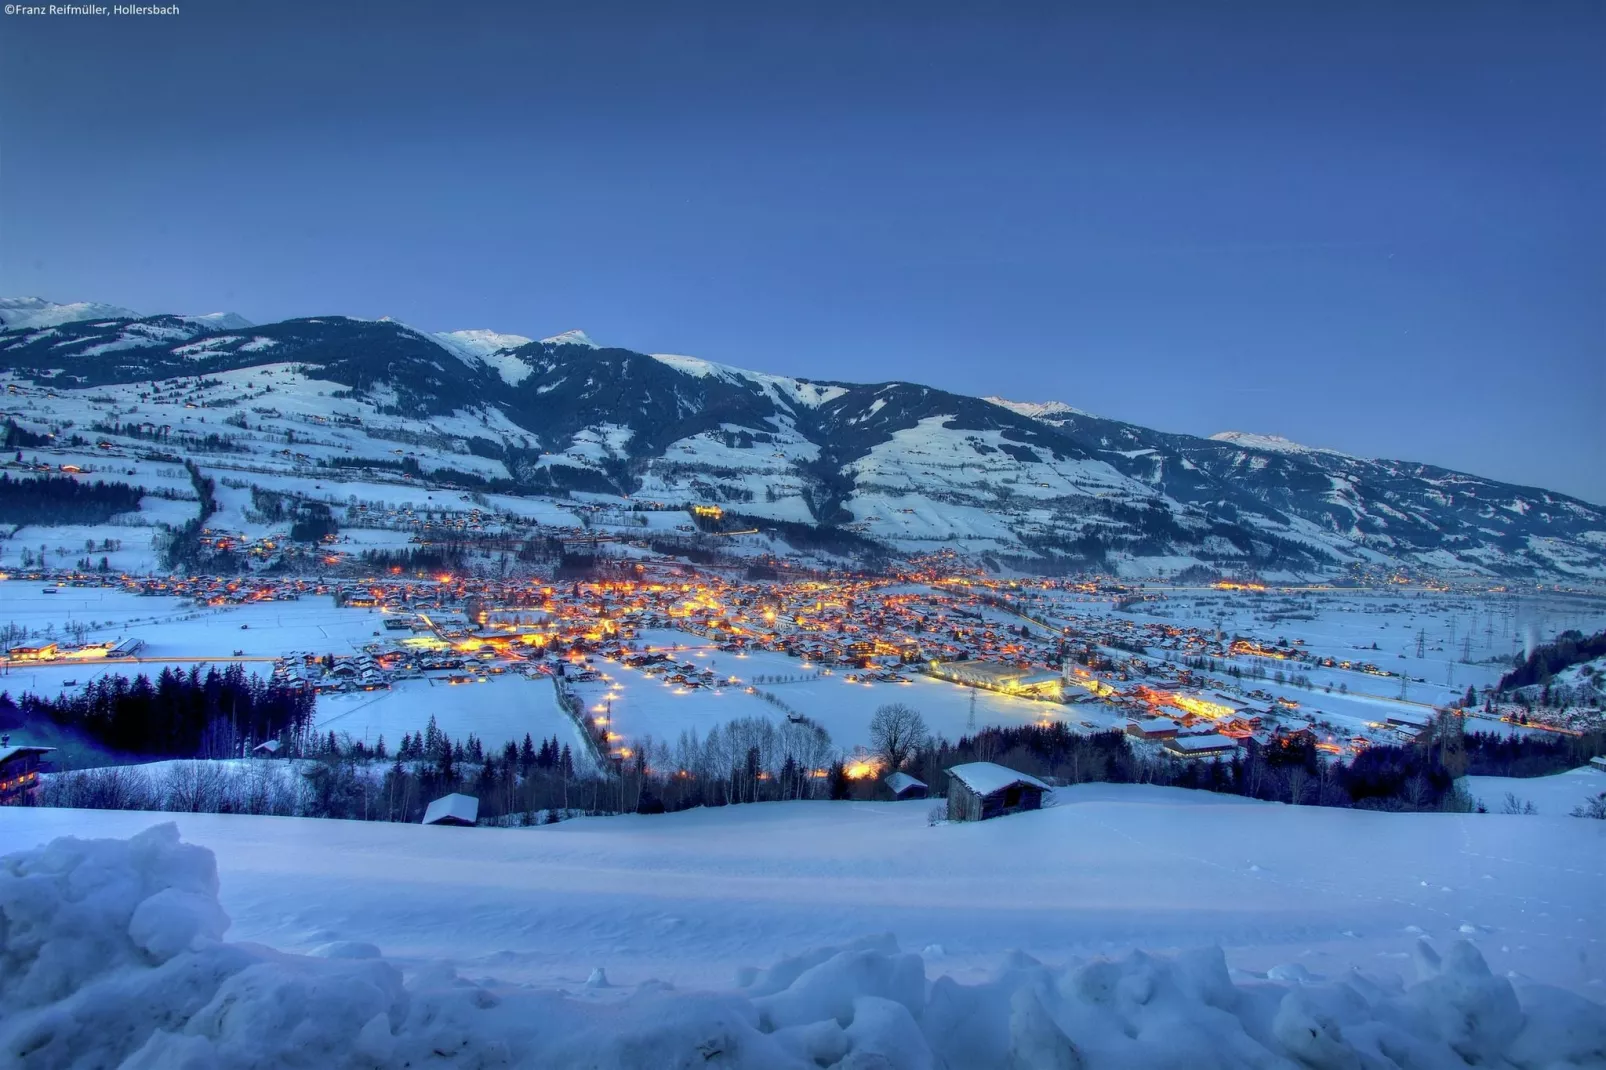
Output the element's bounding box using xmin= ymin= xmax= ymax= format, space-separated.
xmin=2 ymin=786 xmax=1603 ymax=1067
xmin=4 ymin=296 xmax=1604 ymax=581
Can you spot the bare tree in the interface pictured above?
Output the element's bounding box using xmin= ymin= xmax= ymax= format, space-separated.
xmin=1285 ymin=765 xmax=1311 ymax=806
xmin=869 ymin=703 xmax=928 ymax=773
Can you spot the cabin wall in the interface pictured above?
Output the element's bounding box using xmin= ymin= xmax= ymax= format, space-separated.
xmin=946 ymin=783 xmax=983 ymax=822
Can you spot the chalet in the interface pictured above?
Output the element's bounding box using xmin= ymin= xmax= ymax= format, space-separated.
xmin=1163 ymin=733 xmax=1239 ymax=759
xmin=422 ymin=792 xmax=479 ymax=827
xmin=6 ymin=642 xmax=58 ymax=662
xmin=0 ymin=736 xmax=54 ymax=805
xmin=945 ymin=762 xmax=1049 ymax=822
xmin=1588 ymin=756 xmax=1606 ymax=774
xmin=251 ymin=740 xmax=281 ymax=757
xmin=884 ymin=771 xmax=928 ymax=800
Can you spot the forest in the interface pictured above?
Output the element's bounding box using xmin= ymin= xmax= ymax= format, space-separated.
xmin=0 ymin=472 xmax=143 ymax=526
xmin=3 ymin=665 xmax=316 ymax=760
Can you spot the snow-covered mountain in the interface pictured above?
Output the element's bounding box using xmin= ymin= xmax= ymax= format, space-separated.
xmin=0 ymin=296 xmax=144 ymax=330
xmin=3 ymin=298 xmax=1603 ymax=580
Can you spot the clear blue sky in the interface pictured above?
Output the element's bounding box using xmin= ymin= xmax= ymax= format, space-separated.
xmin=3 ymin=1 xmax=1601 ymax=502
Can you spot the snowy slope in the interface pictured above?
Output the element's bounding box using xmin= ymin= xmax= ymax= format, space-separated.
xmin=1 ymin=790 xmax=1601 ymax=1068
xmin=0 ymin=296 xmax=142 ymax=329
xmin=1209 ymin=430 xmax=1353 ymax=457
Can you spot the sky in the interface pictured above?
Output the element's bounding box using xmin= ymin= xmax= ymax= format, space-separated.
xmin=2 ymin=0 xmax=1602 ymax=502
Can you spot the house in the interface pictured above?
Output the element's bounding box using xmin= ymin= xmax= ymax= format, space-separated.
xmin=945 ymin=762 xmax=1049 ymax=822
xmin=6 ymin=642 xmax=58 ymax=663
xmin=1163 ymin=733 xmax=1239 ymax=759
xmin=251 ymin=740 xmax=281 ymax=757
xmin=0 ymin=735 xmax=54 ymax=805
xmin=1589 ymin=755 xmax=1606 ymax=774
xmin=884 ymin=771 xmax=928 ymax=800
xmin=422 ymin=792 xmax=479 ymax=826
xmin=1126 ymin=718 xmax=1181 ymax=740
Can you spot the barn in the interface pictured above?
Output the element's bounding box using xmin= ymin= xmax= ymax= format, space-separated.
xmin=883 ymin=771 xmax=928 ymax=800
xmin=944 ymin=762 xmax=1049 ymax=822
xmin=422 ymin=792 xmax=480 ymax=827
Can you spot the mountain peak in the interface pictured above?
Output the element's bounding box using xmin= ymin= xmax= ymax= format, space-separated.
xmin=1209 ymin=431 xmax=1353 ymax=458
xmin=541 ymin=329 xmax=598 ymax=349
xmin=985 ymin=396 xmax=1088 ymax=421
xmin=181 ymin=312 xmax=255 ymax=331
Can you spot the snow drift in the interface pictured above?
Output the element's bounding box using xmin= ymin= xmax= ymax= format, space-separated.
xmin=2 ymin=825 xmax=1602 ymax=1069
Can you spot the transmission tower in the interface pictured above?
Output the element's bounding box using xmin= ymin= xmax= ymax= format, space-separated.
xmin=966 ymin=687 xmax=977 ymax=734
xmin=1415 ymin=628 xmax=1426 ymax=659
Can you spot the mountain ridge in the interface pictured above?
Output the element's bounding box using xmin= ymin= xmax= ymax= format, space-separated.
xmin=3 ymin=296 xmax=1601 ymax=581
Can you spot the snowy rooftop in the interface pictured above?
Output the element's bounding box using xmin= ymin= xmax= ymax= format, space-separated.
xmin=884 ymin=771 xmax=926 ymax=794
xmin=421 ymin=792 xmax=480 ymax=826
xmin=0 ymin=744 xmax=55 ymax=764
xmin=1166 ymin=734 xmax=1238 ymax=752
xmin=945 ymin=762 xmax=1049 ymax=796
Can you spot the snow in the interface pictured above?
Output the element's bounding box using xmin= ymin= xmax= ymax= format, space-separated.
xmin=180 ymin=312 xmax=255 ymax=331
xmin=2 ymin=792 xmax=1602 ymax=1067
xmin=421 ymin=792 xmax=480 ymax=826
xmin=984 ymin=396 xmax=1090 ymax=420
xmin=1209 ymin=431 xmax=1354 ymax=458
xmin=1166 ymin=732 xmax=1237 ymax=752
xmin=314 ymin=674 xmax=593 ymax=759
xmin=1463 ymin=766 xmax=1606 ymax=816
xmin=945 ymin=761 xmax=1050 ymax=795
xmin=885 ymin=772 xmax=925 ymax=794
xmin=0 ymin=296 xmax=141 ymax=330
xmin=541 ymin=328 xmax=598 ymax=348
xmin=433 ymin=329 xmax=536 ymax=386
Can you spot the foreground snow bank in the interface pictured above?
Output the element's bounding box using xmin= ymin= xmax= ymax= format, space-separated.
xmin=2 ymin=826 xmax=1602 ymax=1069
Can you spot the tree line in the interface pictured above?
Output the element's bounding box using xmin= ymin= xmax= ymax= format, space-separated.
xmin=0 ymin=472 xmax=143 ymax=527
xmin=1497 ymin=629 xmax=1606 ymax=692
xmin=3 ymin=665 xmax=315 ymax=760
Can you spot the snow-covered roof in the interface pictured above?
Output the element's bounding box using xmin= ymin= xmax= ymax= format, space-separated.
xmin=422 ymin=793 xmax=480 ymax=826
xmin=252 ymin=740 xmax=281 ymax=754
xmin=1129 ymin=718 xmax=1180 ymax=734
xmin=1166 ymin=734 xmax=1237 ymax=753
xmin=884 ymin=772 xmax=926 ymax=794
xmin=0 ymin=744 xmax=55 ymax=765
xmin=945 ymin=762 xmax=1049 ymax=796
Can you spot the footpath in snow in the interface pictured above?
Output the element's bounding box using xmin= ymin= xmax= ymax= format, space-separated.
xmin=2 ymin=785 xmax=1604 ymax=1067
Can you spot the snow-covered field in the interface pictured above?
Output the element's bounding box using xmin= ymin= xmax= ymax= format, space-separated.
xmin=574 ymin=643 xmax=1118 ymax=752
xmin=315 ymin=674 xmax=594 ymax=762
xmin=1465 ymin=766 xmax=1606 ymax=817
xmin=2 ymin=785 xmax=1602 ymax=1067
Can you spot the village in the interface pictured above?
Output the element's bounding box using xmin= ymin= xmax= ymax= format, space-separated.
xmin=5 ymin=550 xmax=1601 ymax=797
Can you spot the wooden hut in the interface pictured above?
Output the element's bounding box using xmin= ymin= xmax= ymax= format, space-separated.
xmin=883 ymin=771 xmax=928 ymax=800
xmin=422 ymin=792 xmax=479 ymax=827
xmin=944 ymin=762 xmax=1049 ymax=822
